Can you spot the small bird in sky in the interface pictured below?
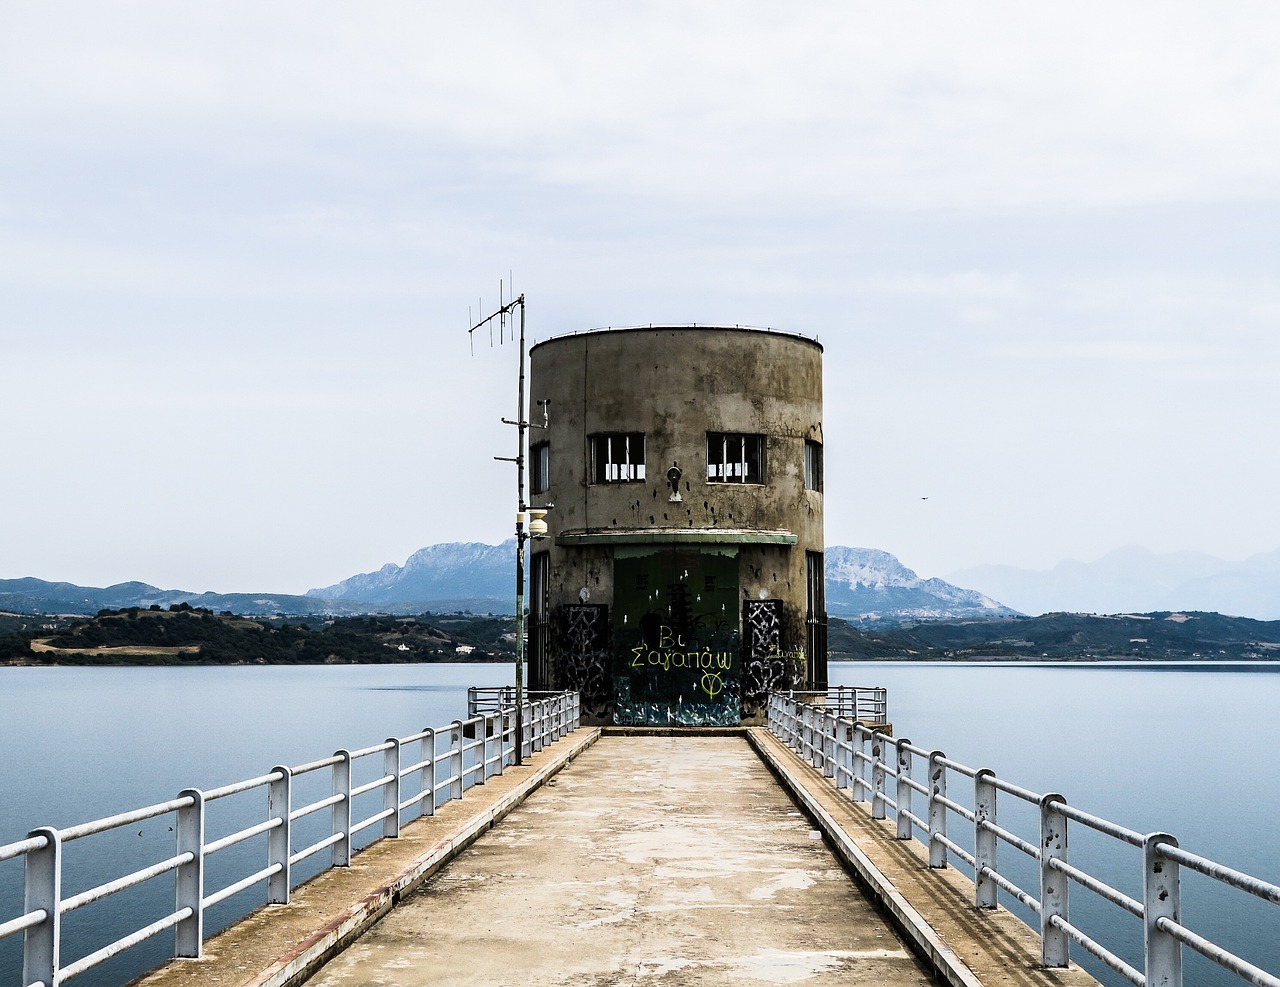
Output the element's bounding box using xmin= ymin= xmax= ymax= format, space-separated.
xmin=921 ymin=496 xmax=929 ymax=500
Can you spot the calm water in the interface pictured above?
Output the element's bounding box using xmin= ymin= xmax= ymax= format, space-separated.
xmin=2 ymin=661 xmax=1278 ymax=987
xmin=829 ymin=660 xmax=1280 ymax=987
xmin=0 ymin=663 xmax=515 ymax=986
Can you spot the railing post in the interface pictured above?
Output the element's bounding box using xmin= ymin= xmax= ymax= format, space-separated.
xmin=928 ymin=751 xmax=947 ymax=868
xmin=450 ymin=721 xmax=464 ymax=799
xmin=896 ymin=740 xmax=913 ymax=840
xmin=268 ymin=766 xmax=292 ymax=903
xmin=852 ymin=723 xmax=866 ymax=802
xmin=871 ymin=733 xmax=887 ymax=819
xmin=521 ymin=703 xmax=533 ymax=761
xmin=974 ymin=768 xmax=998 ymax=909
xmin=822 ymin=711 xmax=836 ymax=777
xmin=467 ymin=686 xmax=478 ymax=718
xmin=1039 ymin=793 xmax=1069 ymax=967
xmin=833 ymin=717 xmax=850 ymax=790
xmin=23 ymin=827 xmax=61 ymax=987
xmin=421 ymin=728 xmax=436 ymax=817
xmin=332 ymin=749 xmax=352 ymax=866
xmin=384 ymin=739 xmax=401 ymax=838
xmin=175 ymin=788 xmax=205 ymax=958
xmin=1144 ymin=833 xmax=1182 ymax=987
xmin=490 ymin=714 xmax=505 ymax=777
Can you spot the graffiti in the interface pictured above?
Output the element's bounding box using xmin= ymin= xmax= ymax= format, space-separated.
xmin=551 ymin=604 xmax=611 ymax=720
xmin=613 ymin=549 xmax=741 ymax=726
xmin=742 ymin=600 xmax=804 ymax=711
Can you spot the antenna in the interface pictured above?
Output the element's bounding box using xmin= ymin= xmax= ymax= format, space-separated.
xmin=467 ymin=282 xmax=547 ymax=766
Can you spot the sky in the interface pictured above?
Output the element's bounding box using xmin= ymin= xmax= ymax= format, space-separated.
xmin=3 ymin=2 xmax=1280 ymax=595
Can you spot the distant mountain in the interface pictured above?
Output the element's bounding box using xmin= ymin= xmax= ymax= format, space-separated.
xmin=826 ymin=547 xmax=1019 ymax=626
xmin=306 ymin=541 xmax=513 ymax=612
xmin=0 ymin=577 xmax=358 ymax=618
xmin=949 ymin=546 xmax=1280 ymax=620
xmin=2 ymin=542 xmax=1013 ymax=625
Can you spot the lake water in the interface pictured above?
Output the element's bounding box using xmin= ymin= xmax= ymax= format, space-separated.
xmin=2 ymin=660 xmax=1278 ymax=987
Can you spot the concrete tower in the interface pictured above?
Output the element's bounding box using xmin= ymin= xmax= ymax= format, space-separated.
xmin=527 ymin=327 xmax=826 ymax=726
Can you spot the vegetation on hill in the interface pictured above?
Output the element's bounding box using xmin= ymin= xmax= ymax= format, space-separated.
xmin=827 ymin=611 xmax=1280 ymax=661
xmin=0 ymin=605 xmax=516 ymax=665
xmin=6 ymin=606 xmax=1279 ymax=666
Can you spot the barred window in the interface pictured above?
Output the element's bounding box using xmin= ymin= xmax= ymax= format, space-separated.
xmin=707 ymin=432 xmax=765 ymax=484
xmin=589 ymin=433 xmax=646 ymax=483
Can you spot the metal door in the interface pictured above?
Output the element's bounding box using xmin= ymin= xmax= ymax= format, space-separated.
xmin=612 ymin=547 xmax=740 ymax=726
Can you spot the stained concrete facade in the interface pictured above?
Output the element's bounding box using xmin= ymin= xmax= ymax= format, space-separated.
xmin=527 ymin=327 xmax=827 ymax=726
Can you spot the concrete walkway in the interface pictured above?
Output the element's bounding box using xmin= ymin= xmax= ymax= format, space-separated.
xmin=301 ymin=736 xmax=934 ymax=987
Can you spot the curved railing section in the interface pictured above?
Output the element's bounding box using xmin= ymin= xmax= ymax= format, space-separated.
xmin=768 ymin=691 xmax=1280 ymax=987
xmin=0 ymin=690 xmax=579 ymax=987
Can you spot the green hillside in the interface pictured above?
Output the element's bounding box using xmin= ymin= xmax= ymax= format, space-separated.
xmin=827 ymin=611 xmax=1280 ymax=661
xmin=1 ymin=605 xmax=515 ymax=665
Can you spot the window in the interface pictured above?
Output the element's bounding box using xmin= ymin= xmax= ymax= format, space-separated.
xmin=707 ymin=433 xmax=765 ymax=483
xmin=531 ymin=441 xmax=550 ymax=494
xmin=589 ymin=433 xmax=646 ymax=483
xmin=805 ymin=440 xmax=823 ymax=492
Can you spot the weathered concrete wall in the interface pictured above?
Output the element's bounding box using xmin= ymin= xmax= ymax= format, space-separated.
xmin=529 ymin=327 xmax=825 ymax=723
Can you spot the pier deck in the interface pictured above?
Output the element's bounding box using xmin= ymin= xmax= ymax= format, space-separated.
xmin=305 ymin=734 xmax=931 ymax=987
xmin=133 ymin=730 xmax=1098 ymax=987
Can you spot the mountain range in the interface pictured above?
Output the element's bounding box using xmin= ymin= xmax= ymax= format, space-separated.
xmin=6 ymin=542 xmax=1277 ymax=623
xmin=949 ymin=546 xmax=1280 ymax=621
xmin=3 ymin=544 xmax=1008 ymax=623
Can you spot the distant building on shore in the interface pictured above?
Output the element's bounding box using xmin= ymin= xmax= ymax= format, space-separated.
xmin=526 ymin=326 xmax=827 ymax=726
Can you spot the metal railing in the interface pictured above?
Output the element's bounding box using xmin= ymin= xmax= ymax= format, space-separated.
xmin=0 ymin=690 xmax=579 ymax=987
xmin=467 ymin=688 xmax=580 ymax=758
xmin=786 ymin=685 xmax=888 ymax=725
xmin=768 ymin=692 xmax=1280 ymax=987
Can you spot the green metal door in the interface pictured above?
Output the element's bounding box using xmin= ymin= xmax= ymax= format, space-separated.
xmin=612 ymin=547 xmax=740 ymax=726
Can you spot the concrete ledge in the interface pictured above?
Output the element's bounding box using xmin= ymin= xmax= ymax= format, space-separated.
xmin=601 ymin=726 xmax=748 ymax=737
xmin=129 ymin=728 xmax=601 ymax=987
xmin=746 ymin=728 xmax=1100 ymax=987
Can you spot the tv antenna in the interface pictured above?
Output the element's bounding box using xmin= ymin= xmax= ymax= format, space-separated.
xmin=467 ymin=278 xmax=549 ymax=765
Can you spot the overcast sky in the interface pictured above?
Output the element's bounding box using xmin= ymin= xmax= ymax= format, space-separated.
xmin=3 ymin=2 xmax=1279 ymax=595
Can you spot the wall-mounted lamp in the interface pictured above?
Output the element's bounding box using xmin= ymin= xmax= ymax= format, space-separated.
xmin=528 ymin=509 xmax=549 ymax=538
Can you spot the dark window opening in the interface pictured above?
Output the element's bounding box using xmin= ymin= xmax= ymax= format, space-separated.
xmin=531 ymin=441 xmax=550 ymax=495
xmin=805 ymin=440 xmax=823 ymax=492
xmin=590 ymin=433 xmax=646 ymax=483
xmin=707 ymin=433 xmax=765 ymax=484
xmin=530 ymin=551 xmax=550 ymax=690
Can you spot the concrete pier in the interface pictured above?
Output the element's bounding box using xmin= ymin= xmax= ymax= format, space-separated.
xmin=132 ymin=730 xmax=1099 ymax=987
xmin=305 ymin=735 xmax=931 ymax=986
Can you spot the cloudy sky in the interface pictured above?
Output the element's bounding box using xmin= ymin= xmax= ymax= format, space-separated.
xmin=3 ymin=2 xmax=1279 ymax=595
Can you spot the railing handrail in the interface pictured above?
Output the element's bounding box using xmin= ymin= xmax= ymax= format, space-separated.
xmin=768 ymin=690 xmax=1280 ymax=987
xmin=1 ymin=688 xmax=580 ymax=986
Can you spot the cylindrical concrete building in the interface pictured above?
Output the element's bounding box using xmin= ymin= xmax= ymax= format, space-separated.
xmin=527 ymin=326 xmax=826 ymax=726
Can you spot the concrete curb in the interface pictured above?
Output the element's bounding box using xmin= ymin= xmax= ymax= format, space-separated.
xmin=254 ymin=727 xmax=602 ymax=987
xmin=746 ymin=728 xmax=986 ymax=987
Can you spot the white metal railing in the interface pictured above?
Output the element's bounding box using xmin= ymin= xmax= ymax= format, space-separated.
xmin=468 ymin=688 xmax=580 ymax=758
xmin=0 ymin=690 xmax=579 ymax=987
xmin=768 ymin=691 xmax=1280 ymax=987
xmin=785 ymin=685 xmax=887 ymax=725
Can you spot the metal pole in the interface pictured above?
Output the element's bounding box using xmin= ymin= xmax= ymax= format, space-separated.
xmin=514 ymin=296 xmax=526 ymax=765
